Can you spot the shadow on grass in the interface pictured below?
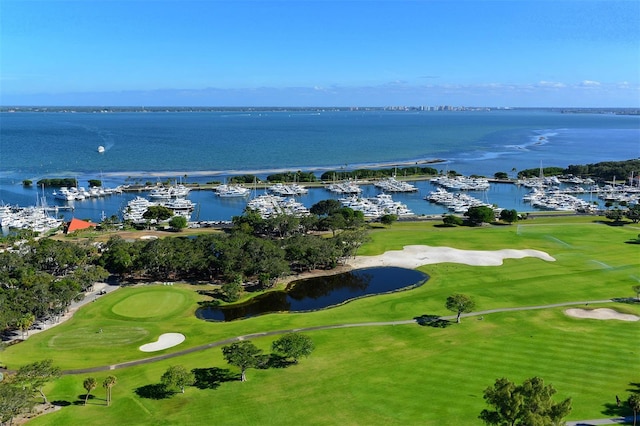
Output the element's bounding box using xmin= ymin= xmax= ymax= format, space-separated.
xmin=600 ymin=220 xmax=631 ymax=227
xmin=414 ymin=314 xmax=451 ymax=328
xmin=601 ymin=382 xmax=640 ymax=418
xmin=192 ymin=367 xmax=240 ymax=389
xmin=135 ymin=384 xmax=174 ymax=399
xmin=601 ymin=401 xmax=632 ymax=418
xmin=72 ymin=394 xmax=100 ymax=406
xmin=197 ymin=290 xmax=223 ymax=306
xmin=628 ymin=382 xmax=640 ymax=394
xmin=262 ymin=354 xmax=296 ymax=369
xmin=612 ymin=298 xmax=640 ymax=304
xmin=51 ymin=400 xmax=71 ymax=407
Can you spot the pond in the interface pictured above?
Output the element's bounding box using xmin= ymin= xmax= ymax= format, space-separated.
xmin=196 ymin=266 xmax=429 ymax=322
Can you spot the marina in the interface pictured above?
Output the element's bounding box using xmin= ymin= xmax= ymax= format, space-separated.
xmin=3 ymin=173 xmax=637 ymax=234
xmin=0 ymin=204 xmax=64 ymax=233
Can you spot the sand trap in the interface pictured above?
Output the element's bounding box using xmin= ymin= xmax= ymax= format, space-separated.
xmin=347 ymin=245 xmax=555 ymax=269
xmin=565 ymin=308 xmax=639 ymax=322
xmin=139 ymin=333 xmax=186 ymax=352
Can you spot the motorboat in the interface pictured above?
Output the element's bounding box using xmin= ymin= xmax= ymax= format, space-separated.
xmin=215 ymin=184 xmax=251 ymax=197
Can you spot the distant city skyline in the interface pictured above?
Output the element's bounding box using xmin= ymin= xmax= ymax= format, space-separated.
xmin=1 ymin=0 xmax=638 ymax=107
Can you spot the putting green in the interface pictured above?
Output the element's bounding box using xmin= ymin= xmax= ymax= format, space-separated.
xmin=110 ymin=287 xmax=188 ymax=319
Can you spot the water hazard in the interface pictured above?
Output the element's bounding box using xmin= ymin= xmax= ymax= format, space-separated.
xmin=196 ymin=266 xmax=428 ymax=322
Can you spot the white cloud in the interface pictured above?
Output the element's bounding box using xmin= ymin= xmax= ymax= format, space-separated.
xmin=580 ymin=80 xmax=601 ymax=87
xmin=537 ymin=81 xmax=566 ymax=88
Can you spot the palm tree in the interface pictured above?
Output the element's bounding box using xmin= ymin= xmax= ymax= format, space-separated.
xmin=629 ymin=394 xmax=640 ymax=426
xmin=83 ymin=377 xmax=97 ymax=405
xmin=102 ymin=375 xmax=117 ymax=406
xmin=17 ymin=313 xmax=35 ymax=339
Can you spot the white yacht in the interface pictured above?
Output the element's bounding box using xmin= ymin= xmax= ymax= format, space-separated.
xmin=326 ymin=180 xmax=362 ymax=194
xmin=340 ymin=193 xmax=414 ymax=218
xmin=246 ymin=194 xmax=310 ymax=219
xmin=268 ymin=183 xmax=308 ymax=196
xmin=374 ymin=177 xmax=418 ymax=192
xmin=53 ymin=187 xmax=76 ymax=201
xmin=215 ymin=184 xmax=251 ymax=197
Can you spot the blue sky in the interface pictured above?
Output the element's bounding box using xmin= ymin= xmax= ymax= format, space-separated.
xmin=1 ymin=0 xmax=638 ymax=107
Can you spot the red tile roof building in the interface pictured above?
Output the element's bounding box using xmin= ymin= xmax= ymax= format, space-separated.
xmin=65 ymin=218 xmax=97 ymax=234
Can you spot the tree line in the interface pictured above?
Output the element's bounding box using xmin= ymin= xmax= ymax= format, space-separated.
xmin=220 ymin=159 xmax=639 ymax=185
xmin=100 ymin=211 xmax=367 ymax=285
xmin=0 ymin=202 xmax=368 ymax=336
xmin=223 ymin=166 xmax=440 ymax=185
xmin=0 ymin=239 xmax=109 ymax=335
xmin=519 ymin=159 xmax=640 ymax=182
xmin=319 ymin=166 xmax=439 ymax=181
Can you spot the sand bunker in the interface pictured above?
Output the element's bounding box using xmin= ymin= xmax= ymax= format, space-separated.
xmin=565 ymin=308 xmax=639 ymax=322
xmin=347 ymin=245 xmax=555 ymax=269
xmin=139 ymin=333 xmax=186 ymax=352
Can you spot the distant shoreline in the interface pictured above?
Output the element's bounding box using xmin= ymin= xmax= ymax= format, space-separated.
xmin=2 ymin=106 xmax=639 ymax=115
xmin=100 ymin=158 xmax=448 ymax=180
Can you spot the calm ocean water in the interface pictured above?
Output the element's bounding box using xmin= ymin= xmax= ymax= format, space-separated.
xmin=1 ymin=110 xmax=639 ymax=222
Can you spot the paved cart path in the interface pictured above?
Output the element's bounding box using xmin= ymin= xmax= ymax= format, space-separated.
xmin=62 ymin=298 xmax=615 ymax=374
xmin=7 ymin=297 xmax=630 ymax=425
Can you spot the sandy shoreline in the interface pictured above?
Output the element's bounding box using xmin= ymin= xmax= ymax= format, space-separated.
xmin=99 ymin=159 xmax=446 ymax=179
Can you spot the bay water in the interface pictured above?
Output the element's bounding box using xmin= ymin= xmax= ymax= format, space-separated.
xmin=1 ymin=109 xmax=638 ymax=222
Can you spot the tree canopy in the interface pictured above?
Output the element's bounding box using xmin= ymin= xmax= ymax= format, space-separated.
xmin=102 ymin=375 xmax=117 ymax=406
xmin=142 ymin=205 xmax=173 ymax=222
xmin=0 ymin=382 xmax=34 ymax=425
xmin=628 ymin=394 xmax=640 ymax=426
xmin=479 ymin=376 xmax=572 ymax=426
xmin=499 ymin=209 xmax=519 ymax=224
xmin=465 ymin=206 xmax=496 ymax=225
xmin=83 ymin=377 xmax=97 ymax=405
xmin=14 ymin=359 xmax=61 ymax=404
xmin=445 ymin=293 xmax=476 ymax=323
xmin=625 ymin=204 xmax=640 ymax=223
xmin=221 ymin=341 xmax=264 ymax=382
xmin=161 ymin=365 xmax=194 ymax=394
xmin=271 ymin=333 xmax=315 ymax=364
xmin=168 ymin=215 xmax=188 ymax=231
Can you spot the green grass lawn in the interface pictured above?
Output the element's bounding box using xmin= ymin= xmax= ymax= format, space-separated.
xmin=3 ymin=216 xmax=640 ymax=425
